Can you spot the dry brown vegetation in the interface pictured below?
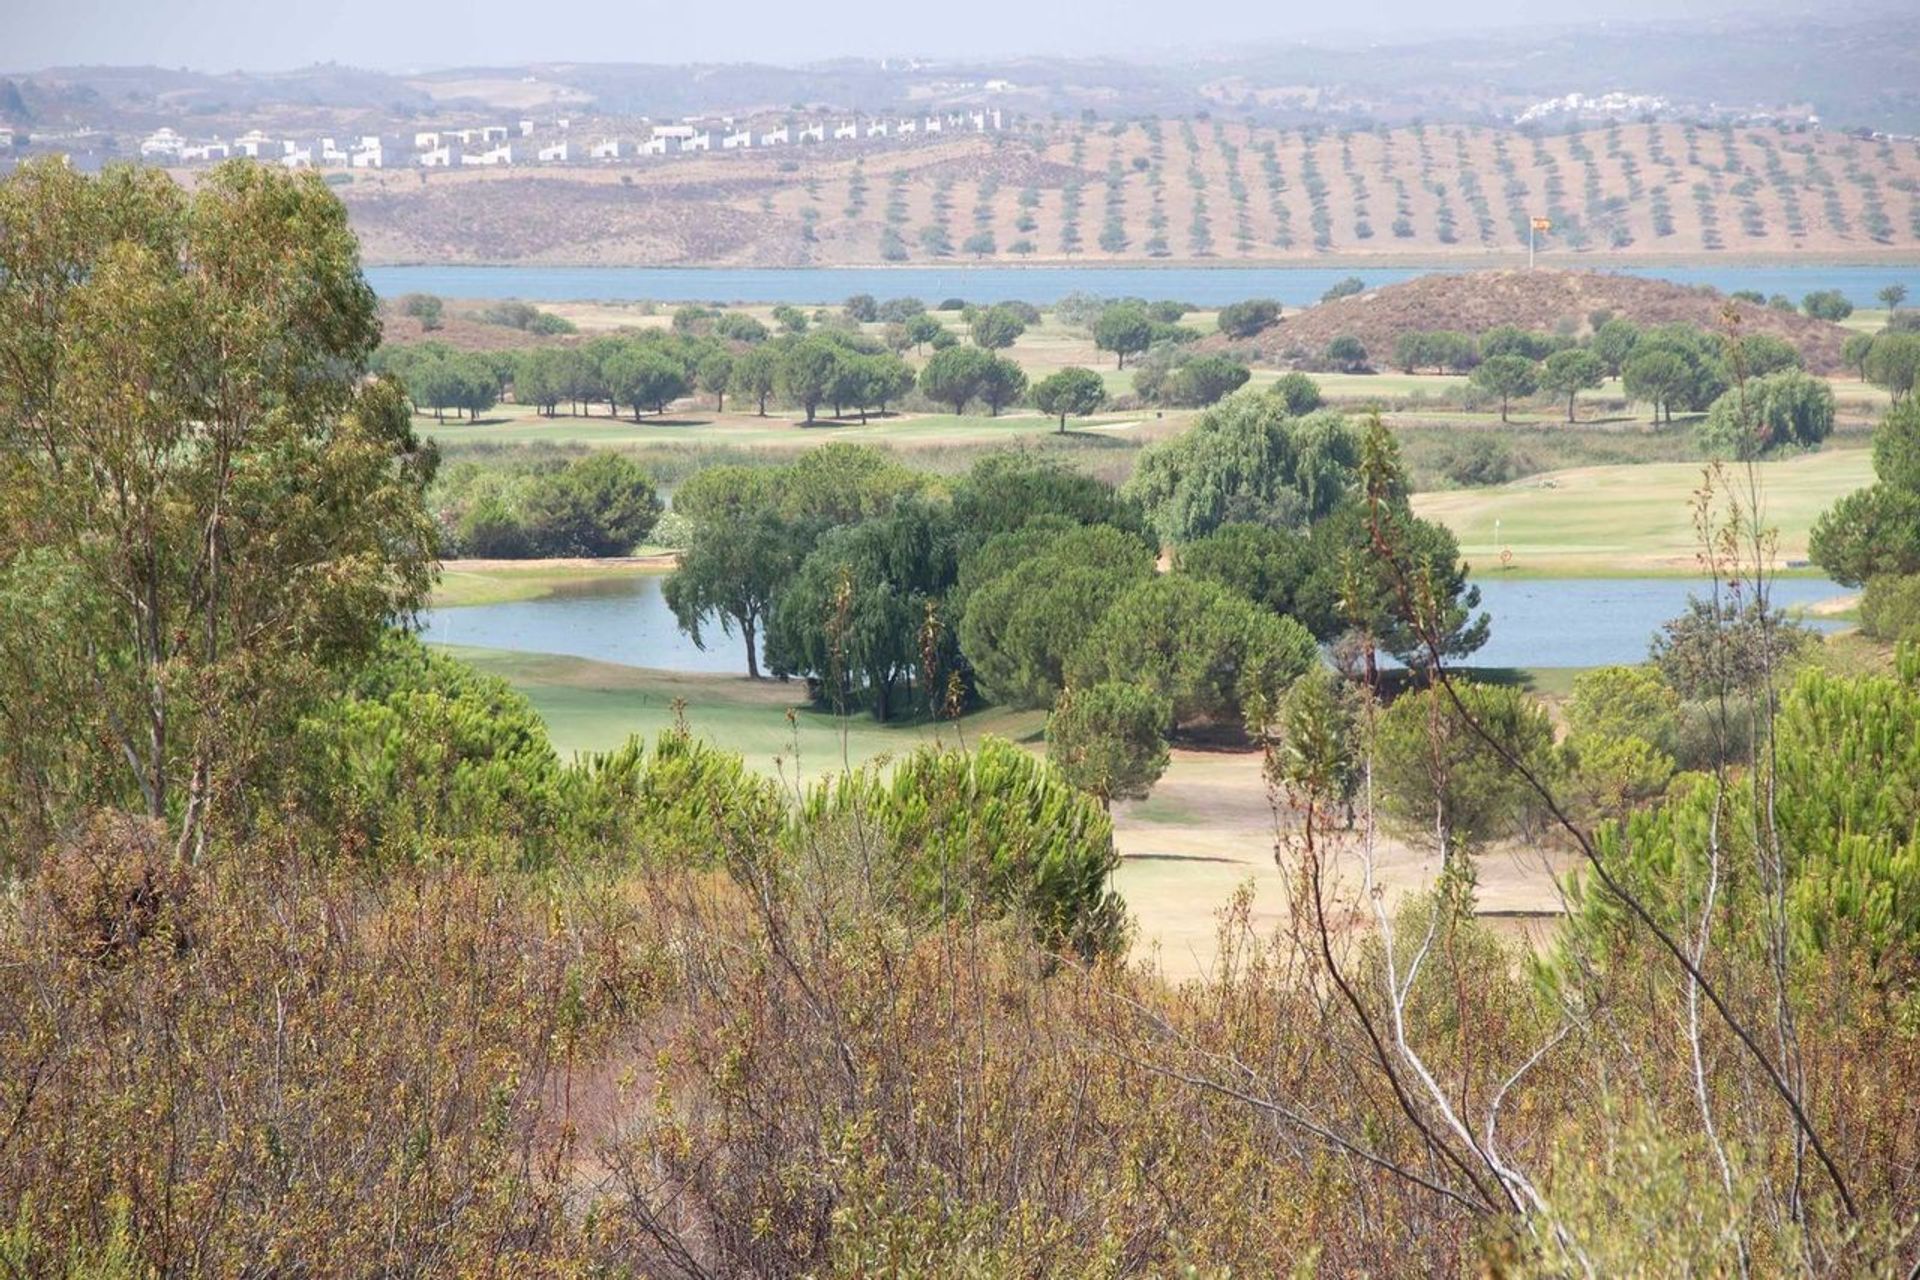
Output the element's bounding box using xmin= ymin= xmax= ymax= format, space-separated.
xmin=1236 ymin=268 xmax=1859 ymax=371
xmin=332 ymin=120 xmax=1920 ymax=266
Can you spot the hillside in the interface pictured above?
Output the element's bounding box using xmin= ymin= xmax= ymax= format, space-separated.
xmin=331 ymin=120 xmax=1920 ymax=267
xmin=1231 ymin=269 xmax=1858 ymax=372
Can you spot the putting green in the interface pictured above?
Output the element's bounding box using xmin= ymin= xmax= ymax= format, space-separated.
xmin=443 ymin=645 xmax=1047 ymax=782
xmin=432 ymin=559 xmax=670 ymax=607
xmin=1412 ymin=448 xmax=1873 ymax=577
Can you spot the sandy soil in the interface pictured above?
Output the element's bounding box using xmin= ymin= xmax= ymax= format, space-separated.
xmin=1111 ymin=746 xmax=1576 ymax=982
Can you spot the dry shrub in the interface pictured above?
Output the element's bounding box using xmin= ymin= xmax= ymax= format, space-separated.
xmin=0 ymin=847 xmax=655 ymax=1274
xmin=35 ymin=810 xmax=195 ymax=966
xmin=585 ymin=837 xmax=1474 ymax=1276
xmin=2 ymin=808 xmax=1915 ymax=1275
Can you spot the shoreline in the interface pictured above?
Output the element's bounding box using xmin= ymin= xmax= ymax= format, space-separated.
xmin=439 ymin=554 xmax=678 ymax=573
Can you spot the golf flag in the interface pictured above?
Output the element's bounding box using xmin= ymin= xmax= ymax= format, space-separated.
xmin=1531 ymin=216 xmax=1553 ymax=232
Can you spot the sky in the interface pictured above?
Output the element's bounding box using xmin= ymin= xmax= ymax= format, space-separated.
xmin=7 ymin=0 xmax=1836 ymax=72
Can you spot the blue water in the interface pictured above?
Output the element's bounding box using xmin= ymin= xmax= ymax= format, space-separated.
xmin=366 ymin=263 xmax=1920 ymax=309
xmin=421 ymin=572 xmax=752 ymax=674
xmin=420 ymin=572 xmax=1848 ymax=676
xmin=1465 ymin=575 xmax=1845 ymax=670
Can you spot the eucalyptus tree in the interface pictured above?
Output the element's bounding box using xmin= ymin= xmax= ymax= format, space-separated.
xmin=0 ymin=159 xmax=438 ymax=852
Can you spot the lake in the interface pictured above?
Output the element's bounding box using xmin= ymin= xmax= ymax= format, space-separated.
xmin=366 ymin=263 xmax=1920 ymax=309
xmin=419 ymin=571 xmax=1848 ymax=675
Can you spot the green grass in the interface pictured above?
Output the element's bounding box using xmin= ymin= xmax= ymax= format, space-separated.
xmin=1412 ymin=448 xmax=1873 ymax=577
xmin=442 ymin=645 xmax=1047 ymax=781
xmin=1839 ymin=308 xmax=1891 ymax=335
xmin=432 ymin=561 xmax=669 ymax=608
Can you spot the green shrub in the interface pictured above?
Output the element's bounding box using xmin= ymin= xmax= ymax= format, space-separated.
xmin=1860 ymin=574 xmax=1920 ymax=643
xmin=1068 ymin=575 xmax=1319 ymax=735
xmin=801 ymin=736 xmax=1128 ymax=959
xmin=1432 ymin=435 xmax=1520 ymax=487
xmin=1271 ymin=371 xmax=1323 ymax=415
xmin=557 ymin=727 xmax=784 ymax=868
xmin=1216 ymin=298 xmax=1281 ymax=338
xmin=299 ymin=635 xmax=563 ymax=867
xmin=1045 ymin=682 xmax=1172 ymax=807
xmin=1696 ymin=370 xmax=1835 ymax=457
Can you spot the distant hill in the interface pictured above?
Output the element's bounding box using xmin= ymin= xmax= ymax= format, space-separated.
xmin=9 ymin=11 xmax=1919 ymax=131
xmin=1232 ymin=269 xmax=1856 ymax=372
xmin=333 ymin=119 xmax=1920 ymax=267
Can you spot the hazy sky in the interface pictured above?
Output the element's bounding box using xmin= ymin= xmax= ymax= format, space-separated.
xmin=8 ymin=0 xmax=1833 ymax=72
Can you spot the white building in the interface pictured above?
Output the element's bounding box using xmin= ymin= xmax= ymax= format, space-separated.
xmin=923 ymin=116 xmax=942 ymax=134
xmin=897 ymin=117 xmax=917 ymax=135
xmin=538 ymin=140 xmax=570 ymax=162
xmin=722 ymin=129 xmax=753 ymax=149
xmin=589 ymin=138 xmax=623 ymax=160
xmin=481 ymin=125 xmax=509 ymax=143
xmin=234 ymin=129 xmax=274 ymax=158
xmin=985 ymin=79 xmax=1014 ymax=93
xmin=866 ymin=119 xmax=889 ymax=138
xmin=759 ymin=125 xmax=789 ymax=146
xmin=833 ymin=120 xmax=857 ymax=140
xmin=413 ymin=131 xmax=441 ymax=150
xmin=518 ymin=119 xmax=535 ymax=137
xmin=418 ymin=144 xmax=459 ymax=167
xmin=140 ymin=127 xmax=185 ymax=158
xmin=349 ymin=135 xmax=394 ymax=168
xmin=683 ymin=131 xmax=712 ymax=152
xmin=180 ymin=141 xmax=230 ymax=162
xmin=798 ymin=122 xmax=824 ymax=143
xmin=462 ymin=143 xmax=513 ymax=166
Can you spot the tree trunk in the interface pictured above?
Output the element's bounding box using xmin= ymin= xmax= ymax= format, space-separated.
xmin=1058 ymin=414 xmax=1067 ymax=432
xmin=1567 ymin=392 xmax=1576 ymax=423
xmin=742 ymin=617 xmax=759 ymax=680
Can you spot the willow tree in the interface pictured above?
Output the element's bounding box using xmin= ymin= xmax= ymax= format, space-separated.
xmin=0 ymin=159 xmax=438 ymax=854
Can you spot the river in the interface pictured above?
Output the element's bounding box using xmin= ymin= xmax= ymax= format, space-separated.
xmin=418 ymin=572 xmax=1849 ymax=675
xmin=365 ymin=263 xmax=1920 ymax=309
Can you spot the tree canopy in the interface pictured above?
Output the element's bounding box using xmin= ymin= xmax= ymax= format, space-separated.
xmin=0 ymin=158 xmax=438 ymax=851
xmin=1124 ymin=391 xmax=1359 ymax=543
xmin=1032 ymin=366 xmax=1109 ymax=431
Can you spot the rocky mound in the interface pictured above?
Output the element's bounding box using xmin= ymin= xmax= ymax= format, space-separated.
xmin=1236 ymin=269 xmax=1853 ymax=373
